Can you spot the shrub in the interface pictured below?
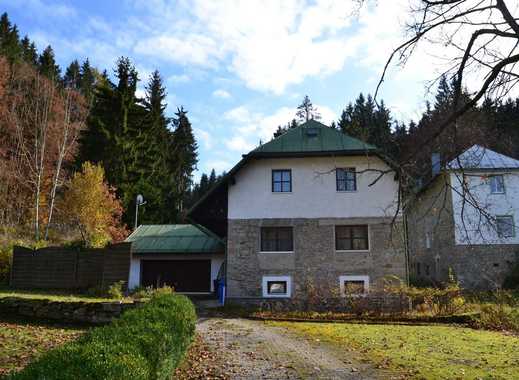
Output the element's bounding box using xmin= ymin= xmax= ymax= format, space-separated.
xmin=0 ymin=244 xmax=12 ymax=284
xmin=474 ymin=304 xmax=519 ymax=332
xmin=8 ymin=293 xmax=196 ymax=380
xmin=130 ymin=285 xmax=174 ymax=300
xmin=107 ymin=280 xmax=125 ymax=300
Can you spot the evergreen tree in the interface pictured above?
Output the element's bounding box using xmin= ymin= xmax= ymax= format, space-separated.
xmin=20 ymin=35 xmax=37 ymax=65
xmin=79 ymin=59 xmax=96 ymax=105
xmin=0 ymin=13 xmax=22 ymax=62
xmin=38 ymin=45 xmax=61 ymax=81
xmin=64 ymin=60 xmax=81 ymax=89
xmin=171 ymin=106 xmax=198 ymax=214
xmin=296 ymin=95 xmax=321 ymax=122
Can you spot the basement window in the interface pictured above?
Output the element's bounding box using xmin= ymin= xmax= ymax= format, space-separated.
xmin=262 ymin=276 xmax=291 ymax=298
xmin=339 ymin=275 xmax=369 ymax=296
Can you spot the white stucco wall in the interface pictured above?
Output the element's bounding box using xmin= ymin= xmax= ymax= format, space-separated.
xmin=128 ymin=253 xmax=225 ymax=292
xmin=228 ymin=156 xmax=399 ymax=219
xmin=450 ymin=171 xmax=519 ymax=245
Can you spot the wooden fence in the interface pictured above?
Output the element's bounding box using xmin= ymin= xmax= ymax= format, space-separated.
xmin=10 ymin=243 xmax=131 ymax=289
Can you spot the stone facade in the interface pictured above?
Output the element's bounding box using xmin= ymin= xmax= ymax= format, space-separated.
xmin=407 ymin=174 xmax=519 ymax=289
xmin=226 ymin=217 xmax=406 ymax=305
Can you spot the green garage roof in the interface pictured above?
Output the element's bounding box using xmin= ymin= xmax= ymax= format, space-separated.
xmin=126 ymin=224 xmax=224 ymax=254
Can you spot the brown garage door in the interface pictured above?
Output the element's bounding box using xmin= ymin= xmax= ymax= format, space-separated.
xmin=141 ymin=260 xmax=211 ymax=292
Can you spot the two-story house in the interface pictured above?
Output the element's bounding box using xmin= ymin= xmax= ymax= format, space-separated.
xmin=407 ymin=145 xmax=519 ymax=289
xmin=188 ymin=120 xmax=406 ymax=305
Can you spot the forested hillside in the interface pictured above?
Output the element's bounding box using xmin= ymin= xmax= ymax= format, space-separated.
xmin=0 ymin=12 xmax=210 ymax=246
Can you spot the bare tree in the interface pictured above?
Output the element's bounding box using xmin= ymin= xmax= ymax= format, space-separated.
xmin=374 ymin=0 xmax=519 ymax=162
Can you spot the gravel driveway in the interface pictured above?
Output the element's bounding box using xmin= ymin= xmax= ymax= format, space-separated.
xmin=194 ymin=317 xmax=391 ymax=380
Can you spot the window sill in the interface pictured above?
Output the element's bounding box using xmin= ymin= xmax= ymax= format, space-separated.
xmin=336 ymin=190 xmax=357 ymax=193
xmin=490 ymin=192 xmax=505 ymax=195
xmin=271 ymin=191 xmax=292 ymax=194
xmin=263 ymin=294 xmax=291 ymax=298
xmin=336 ymin=250 xmax=370 ymax=253
xmin=259 ymin=251 xmax=294 ymax=254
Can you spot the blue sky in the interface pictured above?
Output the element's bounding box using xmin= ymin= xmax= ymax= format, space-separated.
xmin=3 ymin=0 xmax=448 ymax=178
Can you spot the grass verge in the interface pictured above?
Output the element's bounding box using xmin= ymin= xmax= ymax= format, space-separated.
xmin=0 ymin=287 xmax=130 ymax=303
xmin=0 ymin=317 xmax=85 ymax=377
xmin=271 ymin=321 xmax=519 ymax=380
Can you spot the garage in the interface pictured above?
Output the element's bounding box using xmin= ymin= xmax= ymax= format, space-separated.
xmin=126 ymin=224 xmax=225 ymax=293
xmin=141 ymin=260 xmax=211 ymax=292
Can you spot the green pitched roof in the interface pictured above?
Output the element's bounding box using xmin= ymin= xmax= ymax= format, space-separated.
xmin=252 ymin=119 xmax=377 ymax=155
xmin=125 ymin=224 xmax=224 ymax=254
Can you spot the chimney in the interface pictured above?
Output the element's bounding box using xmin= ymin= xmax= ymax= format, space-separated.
xmin=431 ymin=153 xmax=441 ymax=176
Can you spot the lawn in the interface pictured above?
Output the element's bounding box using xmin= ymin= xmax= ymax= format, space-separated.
xmin=0 ymin=318 xmax=85 ymax=376
xmin=271 ymin=321 xmax=519 ymax=379
xmin=0 ymin=287 xmax=129 ymax=303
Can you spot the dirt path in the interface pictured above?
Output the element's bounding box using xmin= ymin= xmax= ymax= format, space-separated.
xmin=192 ymin=318 xmax=389 ymax=380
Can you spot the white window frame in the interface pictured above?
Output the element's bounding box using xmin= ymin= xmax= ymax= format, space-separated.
xmin=496 ymin=215 xmax=515 ymax=238
xmin=334 ymin=225 xmax=370 ymax=253
xmin=489 ymin=175 xmax=505 ymax=194
xmin=262 ymin=275 xmax=292 ymax=298
xmin=339 ymin=275 xmax=369 ymax=297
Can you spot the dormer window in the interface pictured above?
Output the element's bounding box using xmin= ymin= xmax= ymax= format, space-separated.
xmin=272 ymin=169 xmax=292 ymax=192
xmin=336 ymin=168 xmax=356 ymax=192
xmin=489 ymin=175 xmax=505 ymax=194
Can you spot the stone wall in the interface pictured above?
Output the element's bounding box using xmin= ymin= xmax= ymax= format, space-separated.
xmin=10 ymin=243 xmax=131 ymax=290
xmin=0 ymin=297 xmax=139 ymax=324
xmin=226 ymin=217 xmax=406 ymax=306
xmin=407 ymin=174 xmax=519 ymax=289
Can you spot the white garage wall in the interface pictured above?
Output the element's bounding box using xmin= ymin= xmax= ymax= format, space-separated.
xmin=128 ymin=253 xmax=225 ymax=292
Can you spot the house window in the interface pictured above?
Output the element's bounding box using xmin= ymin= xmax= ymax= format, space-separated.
xmin=496 ymin=216 xmax=515 ymax=238
xmin=425 ymin=231 xmax=432 ymax=249
xmin=262 ymin=276 xmax=291 ymax=298
xmin=335 ymin=225 xmax=369 ymax=251
xmin=489 ymin=175 xmax=505 ymax=194
xmin=416 ymin=262 xmax=421 ymax=275
xmin=425 ymin=264 xmax=430 ymax=276
xmin=261 ymin=227 xmax=293 ymax=252
xmin=336 ymin=168 xmax=357 ymax=191
xmin=272 ymin=169 xmax=291 ymax=192
xmin=339 ymin=275 xmax=369 ymax=296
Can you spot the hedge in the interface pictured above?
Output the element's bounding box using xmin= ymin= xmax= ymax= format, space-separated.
xmin=7 ymin=294 xmax=196 ymax=380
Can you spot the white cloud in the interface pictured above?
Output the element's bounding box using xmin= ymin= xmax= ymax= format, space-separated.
xmin=225 ymin=136 xmax=256 ymax=152
xmin=194 ymin=128 xmax=213 ymax=149
xmin=212 ymin=89 xmax=231 ymax=99
xmin=223 ymin=103 xmax=337 ymax=154
xmin=168 ymin=74 xmax=190 ymax=84
xmin=204 ymin=159 xmax=233 ymax=173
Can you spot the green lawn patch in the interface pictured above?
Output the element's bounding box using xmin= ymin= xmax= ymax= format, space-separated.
xmin=271 ymin=321 xmax=519 ymax=379
xmin=0 ymin=318 xmax=85 ymax=377
xmin=0 ymin=287 xmax=129 ymax=303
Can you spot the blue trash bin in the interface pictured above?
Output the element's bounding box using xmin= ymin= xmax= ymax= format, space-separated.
xmin=217 ymin=279 xmax=226 ymax=305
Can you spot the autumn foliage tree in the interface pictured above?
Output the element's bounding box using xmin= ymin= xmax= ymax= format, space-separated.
xmin=60 ymin=162 xmax=128 ymax=247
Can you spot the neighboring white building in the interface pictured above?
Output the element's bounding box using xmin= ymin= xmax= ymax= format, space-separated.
xmin=407 ymin=145 xmax=519 ymax=289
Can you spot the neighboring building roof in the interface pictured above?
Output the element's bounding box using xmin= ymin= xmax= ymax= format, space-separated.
xmin=125 ymin=224 xmax=224 ymax=254
xmin=447 ymin=145 xmax=519 ymax=170
xmin=252 ymin=119 xmax=377 ymax=155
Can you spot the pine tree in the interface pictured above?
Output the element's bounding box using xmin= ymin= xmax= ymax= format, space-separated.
xmin=79 ymin=59 xmax=96 ymax=105
xmin=64 ymin=60 xmax=81 ymax=89
xmin=0 ymin=13 xmax=22 ymax=62
xmin=171 ymin=106 xmax=198 ymax=214
xmin=296 ymin=95 xmax=321 ymax=122
xmin=20 ymin=35 xmax=38 ymax=65
xmin=38 ymin=45 xmax=61 ymax=81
